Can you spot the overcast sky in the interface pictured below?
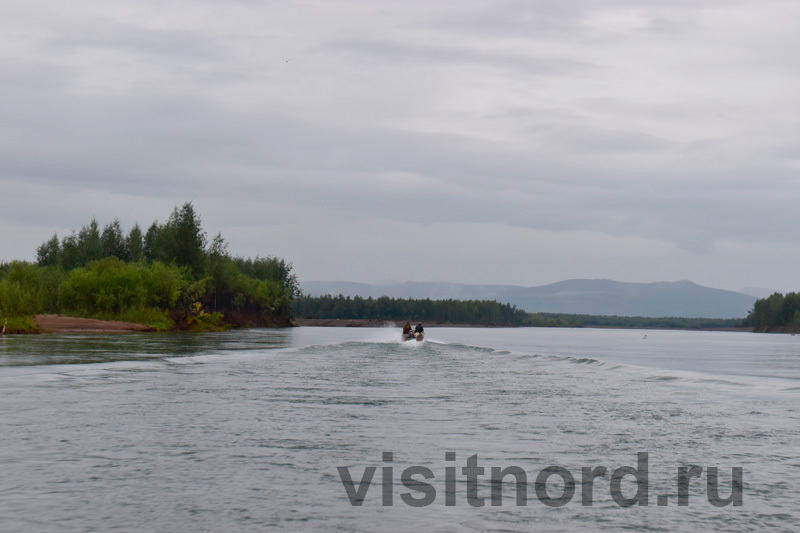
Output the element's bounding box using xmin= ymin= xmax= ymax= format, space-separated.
xmin=1 ymin=0 xmax=799 ymax=292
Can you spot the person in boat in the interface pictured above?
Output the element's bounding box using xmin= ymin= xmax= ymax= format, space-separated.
xmin=402 ymin=321 xmax=412 ymax=336
xmin=414 ymin=323 xmax=424 ymax=335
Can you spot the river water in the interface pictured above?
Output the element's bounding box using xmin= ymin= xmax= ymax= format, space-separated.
xmin=1 ymin=327 xmax=799 ymax=532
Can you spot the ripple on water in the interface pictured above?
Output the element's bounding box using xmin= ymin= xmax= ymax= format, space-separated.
xmin=1 ymin=327 xmax=799 ymax=532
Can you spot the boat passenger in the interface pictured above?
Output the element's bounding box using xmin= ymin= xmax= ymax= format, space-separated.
xmin=414 ymin=323 xmax=424 ymax=334
xmin=402 ymin=322 xmax=412 ymax=335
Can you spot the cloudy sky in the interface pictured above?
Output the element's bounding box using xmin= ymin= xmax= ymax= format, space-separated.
xmin=1 ymin=0 xmax=799 ymax=292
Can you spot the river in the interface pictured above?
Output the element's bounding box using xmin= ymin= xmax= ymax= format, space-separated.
xmin=1 ymin=327 xmax=798 ymax=531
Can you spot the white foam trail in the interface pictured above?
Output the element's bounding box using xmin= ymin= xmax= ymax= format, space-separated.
xmin=359 ymin=324 xmax=431 ymax=345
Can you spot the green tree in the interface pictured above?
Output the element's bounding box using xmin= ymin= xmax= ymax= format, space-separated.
xmin=164 ymin=202 xmax=206 ymax=276
xmin=60 ymin=232 xmax=82 ymax=270
xmin=778 ymin=292 xmax=800 ymax=326
xmin=77 ymin=218 xmax=103 ymax=265
xmin=101 ymin=219 xmax=127 ymax=260
xmin=143 ymin=221 xmax=162 ymax=262
xmin=206 ymin=233 xmax=229 ymax=312
xmin=126 ymin=223 xmax=144 ymax=262
xmin=234 ymin=256 xmax=299 ymax=299
xmin=36 ymin=233 xmax=61 ymax=267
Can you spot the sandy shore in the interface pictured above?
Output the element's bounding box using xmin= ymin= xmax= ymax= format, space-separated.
xmin=34 ymin=314 xmax=155 ymax=333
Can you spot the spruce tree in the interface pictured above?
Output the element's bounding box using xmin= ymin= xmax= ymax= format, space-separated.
xmin=165 ymin=202 xmax=207 ymax=276
xmin=101 ymin=219 xmax=127 ymax=260
xmin=126 ymin=223 xmax=144 ymax=262
xmin=77 ymin=218 xmax=103 ymax=265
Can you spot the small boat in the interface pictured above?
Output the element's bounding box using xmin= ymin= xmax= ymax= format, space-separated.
xmin=403 ymin=332 xmax=424 ymax=342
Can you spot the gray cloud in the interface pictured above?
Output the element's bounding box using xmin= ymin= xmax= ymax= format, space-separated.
xmin=321 ymin=38 xmax=597 ymax=76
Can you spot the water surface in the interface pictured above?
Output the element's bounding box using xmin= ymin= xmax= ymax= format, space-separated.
xmin=1 ymin=327 xmax=798 ymax=531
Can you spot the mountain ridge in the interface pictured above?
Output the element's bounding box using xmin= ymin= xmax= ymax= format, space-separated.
xmin=300 ymin=279 xmax=756 ymax=319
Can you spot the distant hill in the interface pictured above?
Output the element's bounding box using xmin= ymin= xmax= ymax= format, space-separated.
xmin=301 ymin=279 xmax=756 ymax=319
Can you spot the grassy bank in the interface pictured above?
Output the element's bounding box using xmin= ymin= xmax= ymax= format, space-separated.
xmin=1 ymin=316 xmax=42 ymax=334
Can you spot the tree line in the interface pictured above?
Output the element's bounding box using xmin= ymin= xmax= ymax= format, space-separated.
xmin=743 ymin=292 xmax=800 ymax=331
xmin=293 ymin=294 xmax=529 ymax=325
xmin=0 ymin=202 xmax=298 ymax=332
xmin=523 ymin=312 xmax=740 ymax=329
xmin=293 ymin=294 xmax=743 ymax=329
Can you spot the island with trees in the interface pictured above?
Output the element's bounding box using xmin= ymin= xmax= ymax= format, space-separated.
xmin=0 ymin=203 xmax=298 ymax=333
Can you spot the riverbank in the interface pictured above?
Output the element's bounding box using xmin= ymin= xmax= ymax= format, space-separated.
xmin=27 ymin=314 xmax=292 ymax=333
xmin=34 ymin=314 xmax=156 ymax=333
xmin=753 ymin=325 xmax=800 ymax=334
xmin=0 ymin=313 xmax=294 ymax=334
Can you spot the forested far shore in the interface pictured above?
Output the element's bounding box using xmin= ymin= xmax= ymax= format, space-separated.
xmin=292 ymin=294 xmax=744 ymax=329
xmin=293 ymin=294 xmax=527 ymax=326
xmin=743 ymin=291 xmax=800 ymax=332
xmin=524 ymin=312 xmax=742 ymax=329
xmin=0 ymin=202 xmax=298 ymax=333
